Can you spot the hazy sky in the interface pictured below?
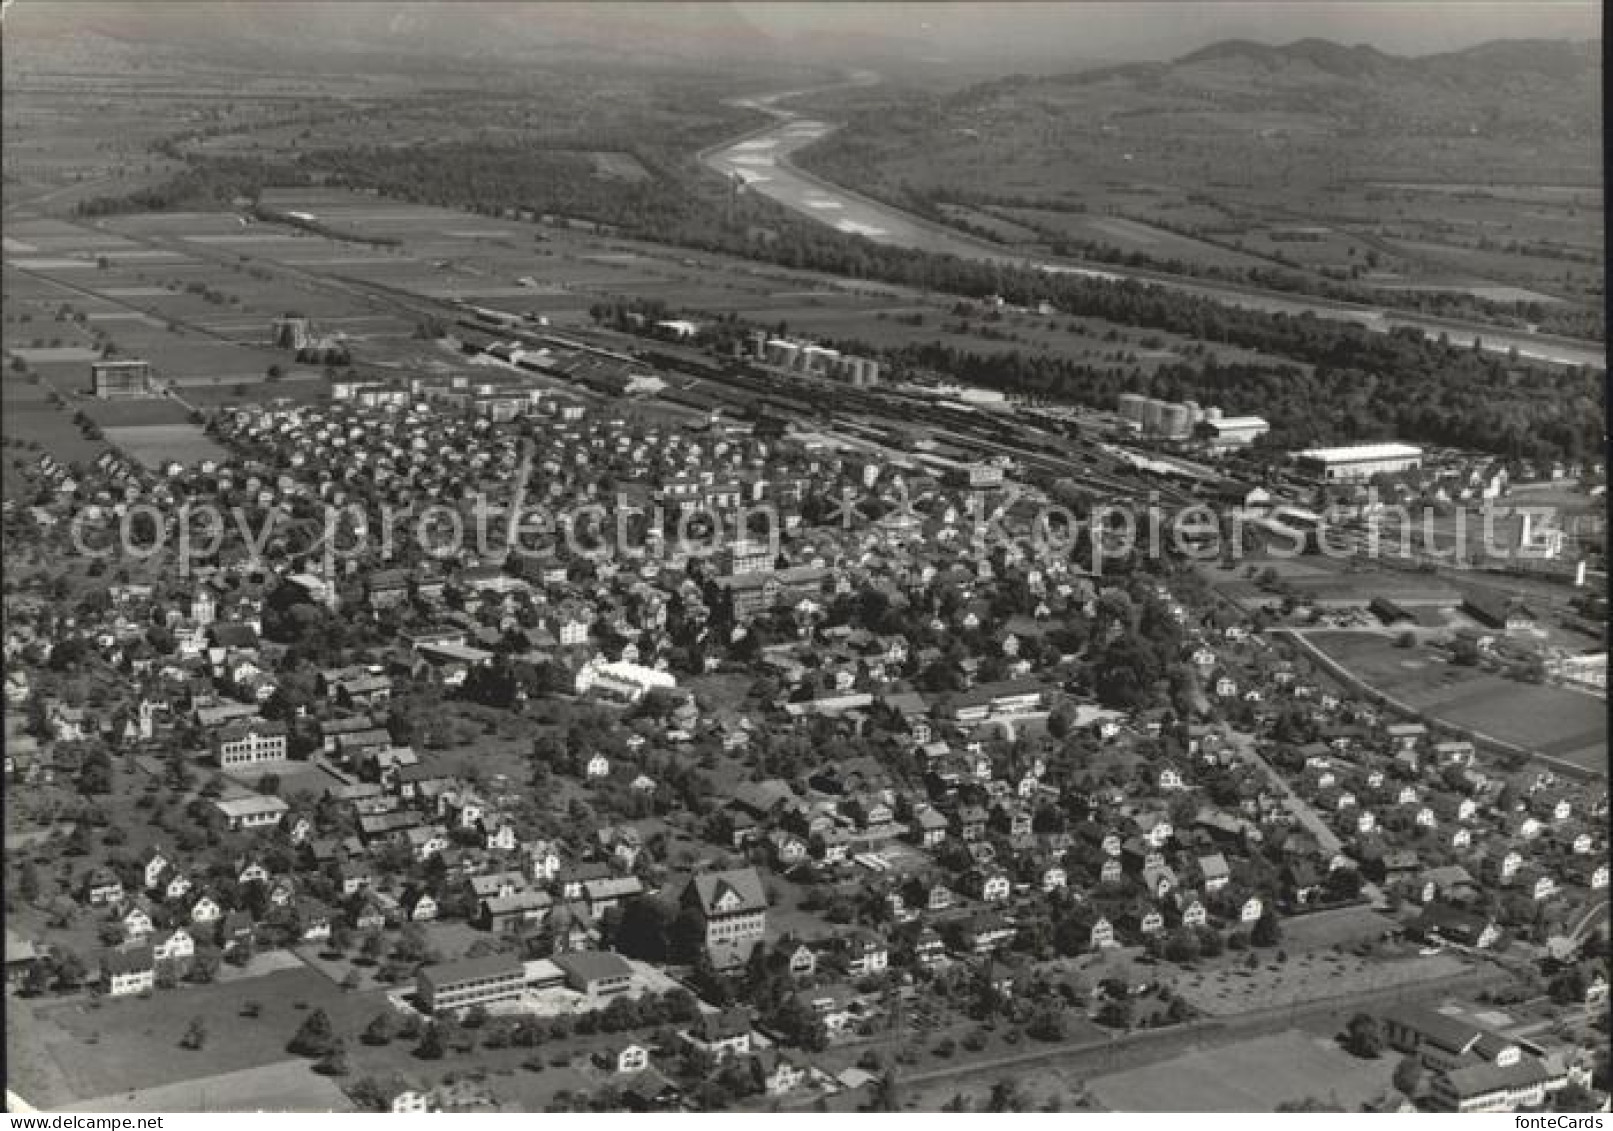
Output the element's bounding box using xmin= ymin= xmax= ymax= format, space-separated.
xmin=5 ymin=1 xmax=1599 ymax=71
xmin=734 ymin=1 xmax=1601 ymax=60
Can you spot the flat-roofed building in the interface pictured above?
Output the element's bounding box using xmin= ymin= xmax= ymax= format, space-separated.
xmin=552 ymin=949 xmax=634 ymax=996
xmin=1296 ymin=442 xmax=1423 ymax=482
xmin=416 ymin=954 xmax=527 ymax=1014
xmin=1203 ymin=415 xmax=1270 ymax=449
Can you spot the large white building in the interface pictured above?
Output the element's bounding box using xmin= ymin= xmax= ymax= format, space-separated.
xmin=574 ymin=658 xmax=676 ymax=703
xmin=1296 ymin=442 xmax=1423 ymax=482
xmin=1204 ymin=415 xmax=1270 ymax=449
xmin=214 ymin=720 xmax=289 ymax=768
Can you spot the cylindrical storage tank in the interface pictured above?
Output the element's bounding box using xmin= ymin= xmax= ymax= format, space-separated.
xmin=863 ymin=360 xmax=880 ymax=386
xmin=1161 ymin=403 xmax=1191 ymax=439
xmin=1183 ymin=400 xmax=1202 ymax=424
xmin=1117 ymin=393 xmax=1145 ymax=422
xmin=1141 ymin=398 xmax=1166 ymax=434
xmin=1204 ymin=405 xmax=1223 ymax=422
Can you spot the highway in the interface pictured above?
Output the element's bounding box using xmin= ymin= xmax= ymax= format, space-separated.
xmin=704 ymin=87 xmax=1605 ymax=371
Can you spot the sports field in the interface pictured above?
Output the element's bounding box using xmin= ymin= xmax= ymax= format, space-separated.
xmin=1307 ymin=631 xmax=1606 ymax=773
xmin=1087 ymin=1030 xmax=1398 ymax=1112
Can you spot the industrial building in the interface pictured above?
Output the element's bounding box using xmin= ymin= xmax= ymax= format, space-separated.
xmin=1115 ymin=394 xmax=1260 ymax=444
xmin=1203 ymin=414 xmax=1270 ymax=449
xmin=90 ymin=358 xmax=152 ymax=399
xmin=1295 ymin=442 xmax=1424 ymax=482
xmin=757 ymin=334 xmax=879 ymax=387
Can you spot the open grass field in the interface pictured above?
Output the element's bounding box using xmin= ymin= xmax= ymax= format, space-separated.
xmin=9 ymin=966 xmax=394 ymax=1107
xmin=1307 ymin=630 xmax=1606 ymax=771
xmin=1086 ymin=1029 xmax=1397 ymax=1112
xmin=102 ymin=424 xmax=228 ymax=469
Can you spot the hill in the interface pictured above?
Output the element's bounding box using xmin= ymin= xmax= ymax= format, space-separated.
xmin=790 ymin=35 xmax=1602 ymax=331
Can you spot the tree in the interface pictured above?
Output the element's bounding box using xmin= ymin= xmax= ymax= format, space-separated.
xmin=54 ymin=949 xmax=87 ymax=991
xmin=1251 ymin=909 xmax=1282 ymax=948
xmin=314 ymin=1040 xmax=351 ymax=1076
xmin=1026 ymin=1005 xmax=1067 ymax=1042
xmin=17 ymin=860 xmax=40 ymax=904
xmin=362 ymin=1012 xmax=395 ymax=1046
xmin=871 ymin=1069 xmax=901 ymax=1112
xmin=180 ymin=1016 xmax=207 ymax=1050
xmin=986 ymin=1079 xmax=1023 ymax=1113
xmin=1344 ymin=1012 xmax=1383 ymax=1058
xmin=1393 ymin=1055 xmax=1425 ymax=1099
xmin=1096 ymin=998 xmax=1134 ymax=1029
xmin=288 ymin=1008 xmax=336 ymax=1057
xmin=416 ymin=1022 xmax=446 ymax=1060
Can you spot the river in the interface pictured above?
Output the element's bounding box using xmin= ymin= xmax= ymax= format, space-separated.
xmin=704 ymin=93 xmax=1606 ymax=371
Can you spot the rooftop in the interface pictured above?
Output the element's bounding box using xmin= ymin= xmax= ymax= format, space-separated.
xmin=1297 ymin=442 xmax=1424 ymax=463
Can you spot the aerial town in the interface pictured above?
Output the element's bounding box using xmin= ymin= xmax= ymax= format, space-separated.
xmin=3 ymin=1 xmax=1608 ymax=1117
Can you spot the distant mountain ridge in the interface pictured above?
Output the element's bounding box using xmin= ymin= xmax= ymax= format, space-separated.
xmin=943 ymin=34 xmax=1600 ymax=140
xmin=1174 ymin=35 xmax=1599 ymax=80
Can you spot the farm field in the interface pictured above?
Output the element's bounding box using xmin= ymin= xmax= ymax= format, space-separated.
xmin=233 ymin=188 xmax=1304 ymax=376
xmin=993 ymin=207 xmax=1278 ymax=275
xmin=1086 ymin=1029 xmax=1397 ymax=1112
xmin=1306 ymin=630 xmax=1607 ymax=772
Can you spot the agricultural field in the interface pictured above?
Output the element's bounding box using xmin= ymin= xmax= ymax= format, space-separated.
xmin=229 ymin=187 xmax=1306 ymax=377
xmin=1086 ymin=1029 xmax=1398 ymax=1112
xmin=992 ymin=206 xmax=1279 ymax=276
xmin=1306 ymin=630 xmax=1607 ymax=772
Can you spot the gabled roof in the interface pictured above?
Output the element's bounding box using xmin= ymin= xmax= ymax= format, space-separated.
xmin=687 ymin=867 xmax=766 ymax=916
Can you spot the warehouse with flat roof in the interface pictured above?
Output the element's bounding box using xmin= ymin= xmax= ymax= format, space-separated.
xmin=1295 ymin=442 xmax=1423 ymax=482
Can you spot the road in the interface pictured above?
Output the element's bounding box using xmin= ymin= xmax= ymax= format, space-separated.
xmin=1222 ymin=730 xmax=1343 ymax=858
xmin=704 ymin=85 xmax=1605 ymax=371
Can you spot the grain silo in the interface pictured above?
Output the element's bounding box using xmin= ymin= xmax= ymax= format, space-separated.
xmin=1141 ymin=397 xmax=1166 ymax=434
